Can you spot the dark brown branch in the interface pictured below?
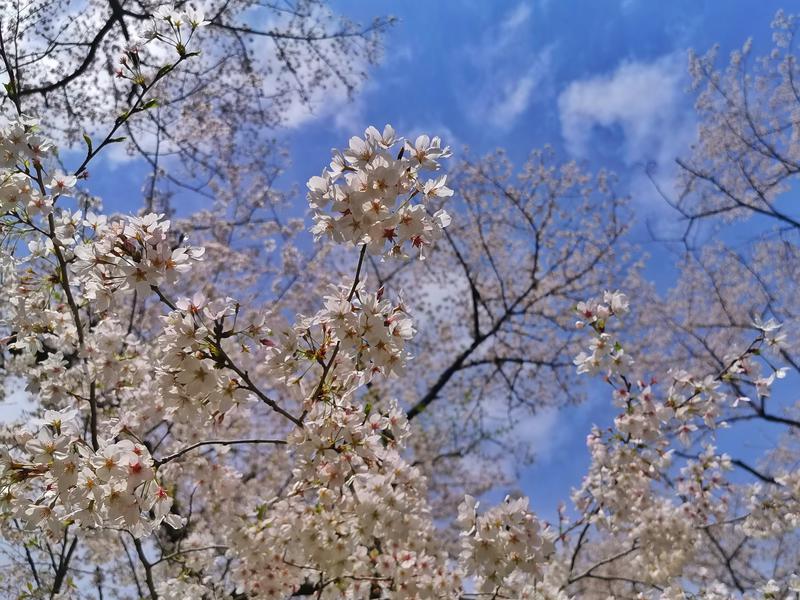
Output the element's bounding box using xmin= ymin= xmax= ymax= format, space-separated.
xmin=19 ymin=13 xmax=117 ymax=97
xmin=155 ymin=438 xmax=286 ymax=466
xmin=50 ymin=536 xmax=78 ymax=598
xmin=133 ymin=538 xmax=158 ymax=600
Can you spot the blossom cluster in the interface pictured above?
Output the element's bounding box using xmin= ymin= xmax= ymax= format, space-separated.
xmin=658 ymin=576 xmax=800 ymax=600
xmin=73 ymin=212 xmax=204 ymax=309
xmin=0 ymin=408 xmax=181 ymax=539
xmin=458 ymin=494 xmax=554 ymax=595
xmin=573 ymin=291 xmax=787 ymax=452
xmin=573 ymin=290 xmax=632 ymax=376
xmin=316 ymin=281 xmax=414 ymax=378
xmin=0 ymin=116 xmax=52 ymax=167
xmin=117 ymin=4 xmax=208 ymax=83
xmin=232 ymin=398 xmax=463 ymax=599
xmin=744 ymin=469 xmax=800 ymax=537
xmin=150 ymin=4 xmax=208 ymax=32
xmin=218 ymin=130 xmax=557 ymax=598
xmin=156 ymin=296 xmax=252 ymax=424
xmin=0 ymin=117 xmax=59 ymax=217
xmin=257 ymin=279 xmax=415 ymax=409
xmin=569 ymin=290 xmax=796 ymax=594
xmin=307 ymin=125 xmax=453 ymax=259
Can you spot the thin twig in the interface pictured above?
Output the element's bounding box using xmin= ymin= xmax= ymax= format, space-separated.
xmin=155 ymin=438 xmax=286 ymax=466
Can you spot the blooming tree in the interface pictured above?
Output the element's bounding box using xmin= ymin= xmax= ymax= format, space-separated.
xmin=595 ymin=12 xmax=800 ymax=596
xmin=0 ymin=5 xmax=798 ymax=600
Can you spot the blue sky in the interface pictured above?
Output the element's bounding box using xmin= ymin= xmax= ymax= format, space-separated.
xmin=46 ymin=1 xmax=797 ymax=520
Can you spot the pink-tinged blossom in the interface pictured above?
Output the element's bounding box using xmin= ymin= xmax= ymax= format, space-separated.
xmin=307 ymin=125 xmax=453 ymax=259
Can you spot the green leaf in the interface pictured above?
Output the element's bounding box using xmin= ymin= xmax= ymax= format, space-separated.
xmin=108 ymin=136 xmax=127 ymax=144
xmin=156 ymin=64 xmax=174 ymax=79
xmin=82 ymin=133 xmax=93 ymax=153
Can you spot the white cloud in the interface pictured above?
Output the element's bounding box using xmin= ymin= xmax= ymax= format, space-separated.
xmin=620 ymin=0 xmax=639 ymax=13
xmin=558 ymin=54 xmax=691 ymax=165
xmin=280 ymin=76 xmax=355 ymax=130
xmin=509 ymin=406 xmax=562 ymax=461
xmin=558 ymin=54 xmax=698 ymax=229
xmin=484 ymin=53 xmax=551 ymax=130
xmin=462 ymin=2 xmax=552 ymax=132
xmin=501 ymin=3 xmax=533 ymax=33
